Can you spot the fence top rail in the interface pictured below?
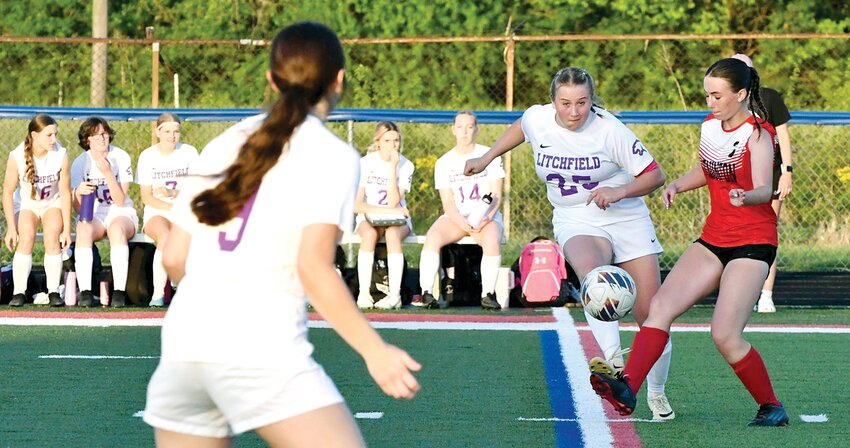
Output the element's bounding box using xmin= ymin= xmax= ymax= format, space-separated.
xmin=2 ymin=33 xmax=850 ymax=46
xmin=1 ymin=106 xmax=849 ymax=126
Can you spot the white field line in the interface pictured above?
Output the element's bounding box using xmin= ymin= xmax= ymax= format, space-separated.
xmin=132 ymin=410 xmax=385 ymax=420
xmin=2 ymin=316 xmax=849 ymax=334
xmin=517 ymin=417 xmax=664 ymax=424
xmin=39 ymin=355 xmax=158 ymax=359
xmin=800 ymin=414 xmax=828 ymax=423
xmin=552 ymin=307 xmax=613 ymax=448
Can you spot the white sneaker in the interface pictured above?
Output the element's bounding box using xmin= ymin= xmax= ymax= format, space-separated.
xmin=588 ymin=347 xmax=630 ymax=377
xmin=757 ymin=296 xmax=776 ymax=313
xmin=373 ymin=294 xmax=401 ymax=310
xmin=647 ymin=392 xmax=676 ymax=420
xmin=149 ymin=296 xmax=165 ymax=307
xmin=357 ymin=294 xmax=374 ymax=309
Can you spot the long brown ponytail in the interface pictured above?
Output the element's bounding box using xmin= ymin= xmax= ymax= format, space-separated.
xmin=23 ymin=114 xmax=58 ymax=199
xmin=191 ymin=21 xmax=345 ymax=225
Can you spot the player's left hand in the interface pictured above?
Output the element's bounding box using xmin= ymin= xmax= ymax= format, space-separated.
xmin=586 ymin=187 xmax=625 ymax=210
xmin=365 ymin=343 xmax=422 ymax=400
xmin=729 ymin=188 xmax=746 ymax=207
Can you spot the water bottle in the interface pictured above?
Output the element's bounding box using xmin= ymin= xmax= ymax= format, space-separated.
xmin=466 ymin=193 xmax=493 ymax=228
xmin=64 ymin=271 xmax=77 ymax=306
xmin=79 ymin=192 xmax=96 ymax=222
xmin=100 ymin=280 xmax=110 ymax=307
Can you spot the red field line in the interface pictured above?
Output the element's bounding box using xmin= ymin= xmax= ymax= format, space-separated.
xmin=0 ymin=310 xmax=165 ymax=319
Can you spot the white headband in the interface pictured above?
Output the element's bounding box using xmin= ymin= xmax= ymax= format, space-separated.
xmin=156 ymin=121 xmax=180 ymax=131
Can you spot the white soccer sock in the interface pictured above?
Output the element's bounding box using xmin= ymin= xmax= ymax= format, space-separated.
xmin=12 ymin=252 xmax=32 ymax=295
xmin=43 ymin=253 xmax=63 ymax=293
xmin=584 ymin=308 xmax=622 ymax=360
xmin=480 ymin=254 xmax=501 ymax=295
xmin=387 ymin=252 xmax=404 ymax=297
xmin=153 ymin=249 xmax=168 ymax=298
xmin=357 ymin=250 xmax=374 ymax=297
xmin=110 ymin=245 xmax=129 ymax=291
xmin=647 ymin=338 xmax=673 ymax=395
xmin=418 ymin=250 xmax=441 ymax=293
xmin=760 ymin=289 xmax=773 ymax=300
xmin=74 ymin=247 xmax=94 ymax=292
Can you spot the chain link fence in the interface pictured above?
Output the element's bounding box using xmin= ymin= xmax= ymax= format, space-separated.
xmin=0 ymin=34 xmax=848 ymax=270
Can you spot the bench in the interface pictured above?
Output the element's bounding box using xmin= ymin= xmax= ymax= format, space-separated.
xmin=339 ymin=233 xmax=511 ymax=308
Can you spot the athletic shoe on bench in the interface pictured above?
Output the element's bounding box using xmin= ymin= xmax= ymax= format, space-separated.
xmin=112 ymin=290 xmax=127 ymax=308
xmin=480 ymin=292 xmax=501 ymax=310
xmin=9 ymin=293 xmax=26 ymax=307
xmin=373 ymin=294 xmax=401 ymax=310
xmin=149 ymin=296 xmax=165 ymax=307
xmin=78 ymin=290 xmax=94 ymax=307
xmin=48 ymin=292 xmax=64 ymax=307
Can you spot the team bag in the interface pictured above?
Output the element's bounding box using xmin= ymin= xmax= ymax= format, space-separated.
xmin=510 ymin=238 xmax=577 ymax=307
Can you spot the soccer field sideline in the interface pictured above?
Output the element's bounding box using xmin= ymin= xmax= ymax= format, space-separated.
xmin=1 ymin=310 xmax=849 ymax=333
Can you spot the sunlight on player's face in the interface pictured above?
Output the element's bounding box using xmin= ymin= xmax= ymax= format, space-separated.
xmin=451 ymin=113 xmax=478 ymax=147
xmin=87 ymin=124 xmax=110 ymax=152
xmin=31 ymin=124 xmax=57 ymax=153
xmin=704 ymin=76 xmax=746 ymax=122
xmin=553 ymin=84 xmax=592 ymax=131
xmin=157 ymin=122 xmax=181 ymax=148
xmin=377 ymin=130 xmax=400 ymax=153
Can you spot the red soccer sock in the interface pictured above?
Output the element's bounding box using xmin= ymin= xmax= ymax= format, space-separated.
xmin=623 ymin=326 xmax=669 ymax=394
xmin=730 ymin=346 xmax=781 ymax=406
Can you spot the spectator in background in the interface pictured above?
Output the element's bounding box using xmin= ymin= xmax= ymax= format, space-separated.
xmin=71 ymin=117 xmax=137 ymax=307
xmin=353 ymin=121 xmax=414 ymax=310
xmin=731 ymin=53 xmax=793 ymax=313
xmin=416 ymin=111 xmax=504 ymax=311
xmin=465 ymin=67 xmax=675 ymax=420
xmin=2 ymin=114 xmax=72 ymax=307
xmin=136 ymin=113 xmax=199 ymax=307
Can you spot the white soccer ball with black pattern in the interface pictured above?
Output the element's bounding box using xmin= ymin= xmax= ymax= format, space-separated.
xmin=580 ymin=265 xmax=637 ymax=321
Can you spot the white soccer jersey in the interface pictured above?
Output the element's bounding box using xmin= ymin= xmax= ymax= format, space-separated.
xmin=135 ymin=143 xmax=199 ymax=219
xmin=9 ymin=141 xmax=65 ymax=209
xmin=521 ymin=104 xmax=655 ymax=225
xmin=70 ymin=145 xmax=134 ymax=211
xmin=434 ymin=143 xmax=505 ymax=216
xmin=358 ymin=151 xmax=414 ymax=208
xmin=161 ymin=114 xmax=359 ymax=368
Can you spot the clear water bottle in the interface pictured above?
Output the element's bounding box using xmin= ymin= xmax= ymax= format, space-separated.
xmin=466 ymin=193 xmax=493 ymax=228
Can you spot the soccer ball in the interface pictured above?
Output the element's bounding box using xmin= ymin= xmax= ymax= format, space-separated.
xmin=580 ymin=265 xmax=637 ymax=321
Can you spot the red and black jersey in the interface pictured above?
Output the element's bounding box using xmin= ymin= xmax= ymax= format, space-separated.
xmin=698 ymin=114 xmax=778 ymax=247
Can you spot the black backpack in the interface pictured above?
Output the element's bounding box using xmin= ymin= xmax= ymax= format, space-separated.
xmin=439 ymin=244 xmax=483 ymax=306
xmin=125 ymin=242 xmax=158 ymax=306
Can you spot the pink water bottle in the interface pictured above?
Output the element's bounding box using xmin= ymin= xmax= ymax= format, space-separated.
xmin=100 ymin=280 xmax=110 ymax=307
xmin=64 ymin=271 xmax=77 ymax=306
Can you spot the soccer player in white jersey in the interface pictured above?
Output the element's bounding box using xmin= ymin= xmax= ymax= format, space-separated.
xmin=2 ymin=115 xmax=72 ymax=307
xmin=136 ymin=112 xmax=199 ymax=307
xmin=71 ymin=117 xmax=138 ymax=308
xmin=354 ymin=121 xmax=414 ymax=310
xmin=465 ymin=68 xmax=675 ymax=420
xmin=143 ymin=22 xmax=420 ymax=447
xmin=417 ymin=111 xmax=504 ymax=310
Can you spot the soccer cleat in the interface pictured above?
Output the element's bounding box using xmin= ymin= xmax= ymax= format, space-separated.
xmin=757 ymin=296 xmax=776 ymax=313
xmin=419 ymin=292 xmax=438 ymax=309
xmin=647 ymin=392 xmax=676 ymax=420
xmin=48 ymin=292 xmax=64 ymax=307
xmin=149 ymin=296 xmax=165 ymax=307
xmin=9 ymin=293 xmax=27 ymax=307
xmin=373 ymin=294 xmax=401 ymax=310
xmin=112 ymin=290 xmax=127 ymax=308
xmin=590 ymin=371 xmax=636 ymax=416
xmin=480 ymin=292 xmax=501 ymax=310
xmin=589 ymin=347 xmax=630 ymax=378
xmin=78 ymin=290 xmax=94 ymax=307
xmin=356 ymin=294 xmax=374 ymax=309
xmin=748 ymin=403 xmax=789 ymax=427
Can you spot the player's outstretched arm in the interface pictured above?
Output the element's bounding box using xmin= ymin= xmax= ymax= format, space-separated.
xmin=464 ymin=118 xmax=524 ymax=176
xmin=662 ymin=166 xmax=706 ymax=209
xmin=299 ymin=223 xmax=421 ymax=400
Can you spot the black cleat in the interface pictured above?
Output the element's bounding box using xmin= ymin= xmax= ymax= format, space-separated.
xmin=420 ymin=292 xmax=439 ymax=309
xmin=78 ymin=290 xmax=94 ymax=307
xmin=748 ymin=403 xmax=789 ymax=427
xmin=112 ymin=290 xmax=127 ymax=308
xmin=590 ymin=372 xmax=637 ymax=416
xmin=480 ymin=292 xmax=501 ymax=310
xmin=49 ymin=292 xmax=64 ymax=307
xmin=9 ymin=293 xmax=26 ymax=307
